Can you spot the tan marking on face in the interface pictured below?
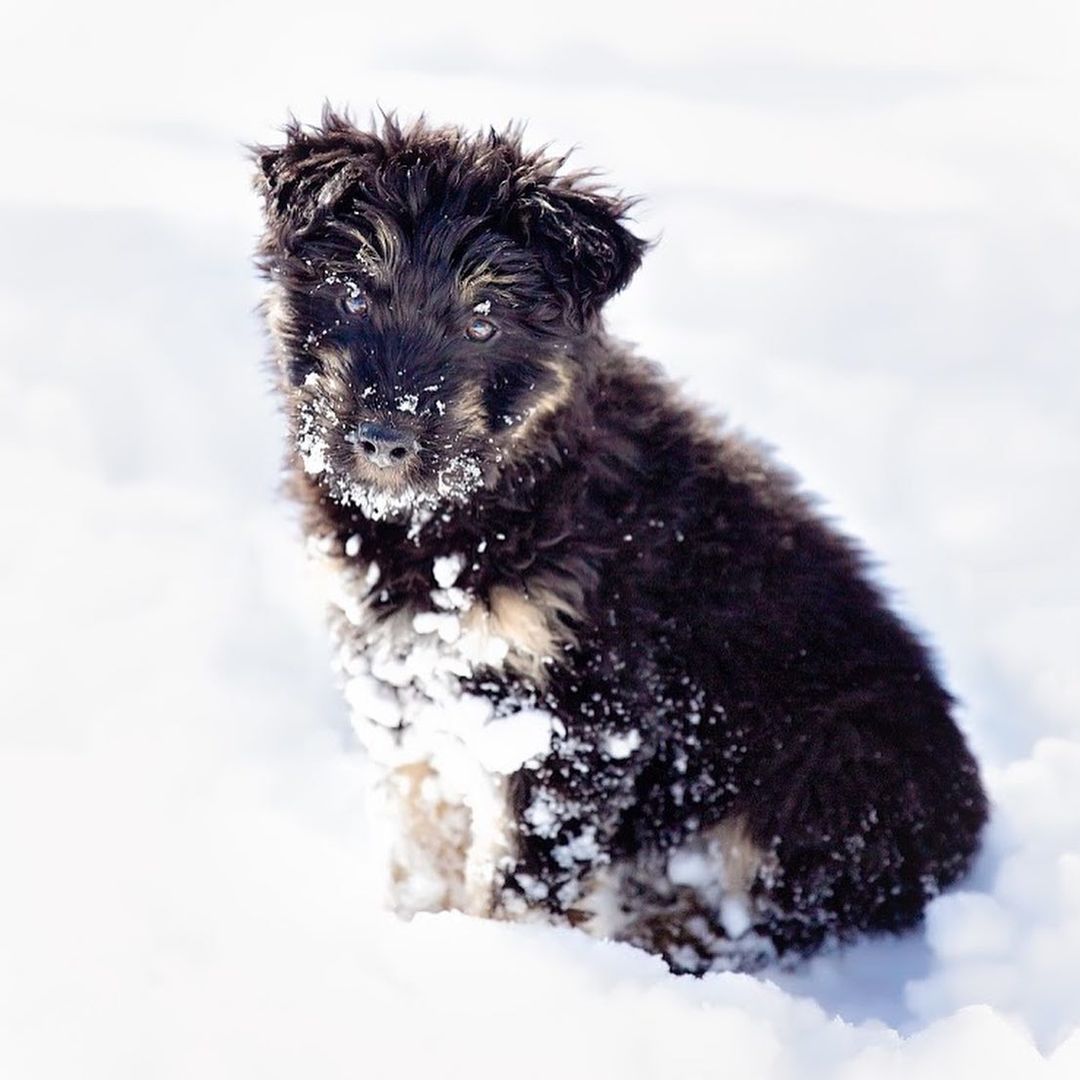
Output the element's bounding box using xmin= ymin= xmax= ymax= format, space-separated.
xmin=460 ymin=263 xmax=516 ymax=305
xmin=370 ymin=218 xmax=404 ymax=273
xmin=307 ymin=340 xmax=351 ymax=373
xmin=331 ymin=219 xmax=401 ymax=282
xmin=505 ymin=362 xmax=575 ymax=447
xmin=448 ymin=381 xmax=488 ymax=438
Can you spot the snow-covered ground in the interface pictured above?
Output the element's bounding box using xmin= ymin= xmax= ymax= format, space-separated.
xmin=2 ymin=3 xmax=1079 ymax=1076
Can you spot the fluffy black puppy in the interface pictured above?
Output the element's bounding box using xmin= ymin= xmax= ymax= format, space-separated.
xmin=253 ymin=111 xmax=987 ymax=972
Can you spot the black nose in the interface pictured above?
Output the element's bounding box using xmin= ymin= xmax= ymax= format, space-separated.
xmin=354 ymin=421 xmax=418 ymax=470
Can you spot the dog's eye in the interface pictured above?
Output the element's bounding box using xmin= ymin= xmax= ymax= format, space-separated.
xmin=342 ymin=292 xmax=369 ymax=317
xmin=465 ymin=317 xmax=496 ymax=342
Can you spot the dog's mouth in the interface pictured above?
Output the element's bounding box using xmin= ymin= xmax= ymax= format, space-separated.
xmin=339 ymin=450 xmax=485 ymax=523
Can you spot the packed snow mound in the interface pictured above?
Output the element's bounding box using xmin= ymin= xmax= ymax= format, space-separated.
xmin=2 ymin=2 xmax=1079 ymax=1076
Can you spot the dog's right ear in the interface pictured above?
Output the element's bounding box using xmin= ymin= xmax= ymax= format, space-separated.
xmin=252 ymin=143 xmax=288 ymax=217
xmin=251 ymin=131 xmax=309 ymax=242
xmin=251 ymin=117 xmax=376 ymax=249
xmin=251 ymin=139 xmax=330 ymax=247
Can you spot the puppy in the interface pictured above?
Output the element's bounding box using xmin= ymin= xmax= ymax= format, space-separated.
xmin=252 ymin=111 xmax=987 ymax=972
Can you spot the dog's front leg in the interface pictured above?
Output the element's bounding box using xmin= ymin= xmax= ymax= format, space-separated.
xmin=490 ymin=745 xmax=647 ymax=921
xmin=373 ymin=759 xmax=472 ymax=917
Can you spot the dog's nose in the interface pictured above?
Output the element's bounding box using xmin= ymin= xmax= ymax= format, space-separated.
xmin=355 ymin=421 xmax=418 ymax=470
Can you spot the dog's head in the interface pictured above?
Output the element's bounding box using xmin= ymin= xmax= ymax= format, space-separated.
xmin=253 ymin=111 xmax=646 ymax=521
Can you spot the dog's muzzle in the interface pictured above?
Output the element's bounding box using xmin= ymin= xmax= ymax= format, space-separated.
xmin=353 ymin=421 xmax=419 ymax=472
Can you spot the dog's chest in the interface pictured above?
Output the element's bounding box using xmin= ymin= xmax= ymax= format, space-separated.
xmin=314 ymin=543 xmax=563 ymax=794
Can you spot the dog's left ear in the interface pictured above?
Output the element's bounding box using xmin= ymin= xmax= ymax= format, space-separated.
xmin=520 ymin=185 xmax=648 ymax=327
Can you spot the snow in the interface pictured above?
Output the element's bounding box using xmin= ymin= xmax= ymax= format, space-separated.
xmin=432 ymin=553 xmax=466 ymax=590
xmin=2 ymin=1 xmax=1080 ymax=1076
xmin=604 ymin=728 xmax=642 ymax=759
xmin=470 ymin=708 xmax=556 ymax=775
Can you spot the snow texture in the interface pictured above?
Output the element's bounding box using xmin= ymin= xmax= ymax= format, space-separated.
xmin=1 ymin=2 xmax=1079 ymax=1077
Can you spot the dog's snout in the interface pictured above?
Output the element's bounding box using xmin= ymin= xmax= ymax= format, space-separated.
xmin=355 ymin=421 xmax=418 ymax=470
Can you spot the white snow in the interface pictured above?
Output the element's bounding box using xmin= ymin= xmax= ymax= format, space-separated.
xmin=2 ymin=1 xmax=1080 ymax=1076
xmin=470 ymin=708 xmax=555 ymax=775
xmin=604 ymin=728 xmax=642 ymax=759
xmin=432 ymin=553 xmax=465 ymax=590
xmin=298 ymin=432 xmax=328 ymax=475
xmin=668 ymin=850 xmax=715 ymax=889
xmin=720 ymin=894 xmax=754 ymax=939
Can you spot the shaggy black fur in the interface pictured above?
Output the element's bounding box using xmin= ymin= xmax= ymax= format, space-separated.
xmin=253 ymin=110 xmax=988 ymax=970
